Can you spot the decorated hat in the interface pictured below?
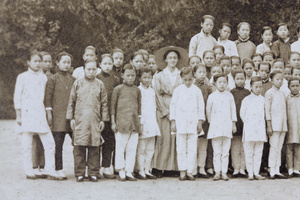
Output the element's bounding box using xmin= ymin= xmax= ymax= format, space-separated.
xmin=154 ymin=46 xmax=189 ymax=70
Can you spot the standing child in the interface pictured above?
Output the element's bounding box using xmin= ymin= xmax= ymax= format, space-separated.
xmin=189 ymin=15 xmax=217 ymax=60
xmin=252 ymin=54 xmax=263 ymax=75
xmin=271 ymin=23 xmax=291 ymax=64
xmin=66 ymin=59 xmax=109 ymax=182
xmin=258 ymin=62 xmax=272 ymax=96
xmin=231 ymin=56 xmax=241 ymax=70
xmin=217 ymin=23 xmax=239 ymax=57
xmin=286 ymin=77 xmax=300 ymax=177
xmin=213 ymin=45 xmax=225 ymax=64
xmin=148 ymin=55 xmax=158 ymax=74
xmin=272 ymin=59 xmax=290 ymax=96
xmin=111 ymin=64 xmax=141 ymax=181
xmin=207 ymin=73 xmax=237 ymax=181
xmin=292 ymin=67 xmax=300 ymax=78
xmin=235 ymin=22 xmax=256 ymax=63
xmin=136 ymin=67 xmax=160 ymax=180
xmin=284 ymin=64 xmax=292 ymax=81
xmin=265 ymin=70 xmax=288 ymax=179
xmin=209 ymin=65 xmax=224 ymax=92
xmin=289 ymin=52 xmax=300 ymax=67
xmin=45 ymin=52 xmax=75 ymax=180
xmin=14 ymin=51 xmax=59 ymax=180
xmin=242 ymin=59 xmax=255 ymax=90
xmin=203 ymin=50 xmax=216 ymax=80
xmin=40 ymin=51 xmax=54 ymax=79
xmin=256 ymin=26 xmax=273 ymax=55
xmin=220 ymin=56 xmax=235 ymax=90
xmin=188 ymin=55 xmax=202 ymax=69
xmin=240 ymin=76 xmax=267 ymax=180
xmin=96 ymin=54 xmax=120 ymax=179
xmin=170 ymin=67 xmax=205 ymax=181
xmin=130 ymin=51 xmax=146 ymax=86
xmin=111 ymin=48 xmax=125 ymax=80
xmin=291 ymin=26 xmax=300 ymax=53
xmin=263 ymin=51 xmax=275 ymax=65
xmin=230 ymin=69 xmax=250 ymax=178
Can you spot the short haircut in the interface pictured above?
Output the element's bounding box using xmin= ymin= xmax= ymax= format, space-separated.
xmin=292 ymin=66 xmax=300 ymax=75
xmin=258 ymin=61 xmax=271 ymax=71
xmin=277 ymin=22 xmax=289 ymax=31
xmin=122 ymin=63 xmax=136 ymax=74
xmin=270 ymin=70 xmax=283 ymax=80
xmin=139 ymin=67 xmax=153 ymax=77
xmin=163 ymin=50 xmax=180 ymax=60
xmin=202 ymin=15 xmax=214 ymax=23
xmin=84 ymin=45 xmax=97 ymax=55
xmin=40 ymin=51 xmax=51 ymax=58
xmin=131 ymin=51 xmax=145 ymax=61
xmin=251 ymin=53 xmax=263 ymax=60
xmin=237 ymin=22 xmax=251 ymax=31
xmin=220 ymin=23 xmax=231 ymax=30
xmin=273 ymin=58 xmax=285 ymax=67
xmin=28 ymin=50 xmax=42 ymax=61
xmin=180 ymin=67 xmax=194 ymax=77
xmin=56 ymin=52 xmax=73 ymax=63
xmin=242 ymin=59 xmax=254 ymax=69
xmin=112 ymin=48 xmax=124 ymax=55
xmin=193 ymin=63 xmax=206 ymax=73
xmin=83 ymin=59 xmax=97 ymax=69
xmin=288 ymin=51 xmax=300 ymax=60
xmin=261 ymin=26 xmax=272 ymax=35
xmin=203 ymin=50 xmax=215 ymax=58
xmin=101 ymin=54 xmax=113 ymax=62
xmin=232 ymin=69 xmax=246 ymax=79
xmin=231 ymin=56 xmax=241 ymax=63
xmin=250 ymin=76 xmax=262 ymax=86
xmin=263 ymin=51 xmax=275 ymax=59
xmin=189 ymin=55 xmax=202 ymax=65
xmin=219 ymin=55 xmax=231 ymax=64
xmin=288 ymin=77 xmax=300 ymax=87
xmin=213 ymin=45 xmax=225 ymax=54
xmin=211 ymin=65 xmax=224 ymax=73
xmin=213 ymin=73 xmax=228 ymax=83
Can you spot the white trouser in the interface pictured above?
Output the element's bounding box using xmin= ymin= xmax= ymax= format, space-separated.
xmin=22 ymin=132 xmax=55 ymax=174
xmin=176 ymin=134 xmax=197 ymax=173
xmin=136 ymin=137 xmax=155 ymax=172
xmin=268 ymin=131 xmax=286 ymax=174
xmin=212 ymin=136 xmax=231 ymax=174
xmin=115 ymin=132 xmax=138 ymax=173
xmin=197 ymin=137 xmax=208 ymax=168
xmin=243 ymin=141 xmax=264 ymax=176
xmin=286 ymin=143 xmax=300 ymax=170
xmin=231 ymin=136 xmax=246 ymax=171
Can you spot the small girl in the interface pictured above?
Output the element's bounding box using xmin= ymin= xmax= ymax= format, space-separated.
xmin=188 ymin=55 xmax=202 ymax=69
xmin=252 ymin=53 xmax=263 ymax=75
xmin=231 ymin=56 xmax=241 ymax=70
xmin=148 ymin=55 xmax=158 ymax=74
xmin=242 ymin=59 xmax=255 ymax=90
xmin=45 ymin=52 xmax=75 ymax=180
xmin=14 ymin=51 xmax=59 ymax=180
xmin=263 ymin=51 xmax=275 ymax=64
xmin=213 ymin=45 xmax=225 ymax=64
xmin=265 ymin=70 xmax=288 ymax=179
xmin=170 ymin=67 xmax=205 ymax=181
xmin=111 ymin=48 xmax=124 ymax=80
xmin=203 ymin=50 xmax=216 ymax=79
xmin=256 ymin=26 xmax=273 ymax=55
xmin=207 ymin=73 xmax=237 ymax=181
xmin=240 ymin=76 xmax=267 ymax=180
xmin=136 ymin=67 xmax=160 ymax=180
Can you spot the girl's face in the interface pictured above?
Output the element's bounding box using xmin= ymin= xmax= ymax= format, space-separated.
xmin=272 ymin=61 xmax=284 ymax=73
xmin=238 ymin=24 xmax=250 ymax=39
xmin=216 ymin=76 xmax=228 ymax=92
xmin=148 ymin=57 xmax=157 ymax=73
xmin=201 ymin=18 xmax=214 ymax=34
xmin=252 ymin=56 xmax=262 ymax=71
xmin=231 ymin=58 xmax=241 ymax=70
xmin=57 ymin=55 xmax=71 ymax=72
xmin=244 ymin=62 xmax=254 ymax=78
xmin=189 ymin=57 xmax=201 ymax=68
xmin=289 ymin=54 xmax=300 ymax=66
xmin=27 ymin=55 xmax=42 ymax=72
xmin=289 ymin=80 xmax=300 ymax=96
xmin=272 ymin=73 xmax=284 ymax=89
xmin=140 ymin=72 xmax=152 ymax=88
xmin=42 ymin=55 xmax=53 ymax=71
xmin=182 ymin=72 xmax=194 ymax=88
xmin=220 ymin=59 xmax=231 ymax=75
xmin=100 ymin=57 xmax=113 ymax=74
xmin=195 ymin=67 xmax=206 ymax=82
xmin=211 ymin=66 xmax=222 ymax=76
xmin=283 ymin=68 xmax=292 ymax=81
xmin=219 ymin=26 xmax=231 ymax=40
xmin=203 ymin=52 xmax=215 ymax=67
xmin=293 ymin=68 xmax=300 ymax=78
xmin=261 ymin=30 xmax=273 ymax=44
xmin=122 ymin=69 xmax=136 ymax=85
xmin=165 ymin=51 xmax=178 ymax=68
xmin=113 ymin=52 xmax=124 ymax=68
xmin=83 ymin=49 xmax=96 ymax=61
xmin=214 ymin=48 xmax=224 ymax=63
xmin=84 ymin=62 xmax=97 ymax=80
xmin=263 ymin=55 xmax=274 ymax=64
xmin=277 ymin=25 xmax=289 ymax=40
xmin=251 ymin=81 xmax=263 ymax=95
xmin=131 ymin=54 xmax=145 ymax=70
xmin=258 ymin=64 xmax=270 ymax=80
xmin=234 ymin=73 xmax=246 ymax=88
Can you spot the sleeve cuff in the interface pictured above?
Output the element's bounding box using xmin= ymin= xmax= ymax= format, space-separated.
xmin=45 ymin=107 xmax=52 ymax=111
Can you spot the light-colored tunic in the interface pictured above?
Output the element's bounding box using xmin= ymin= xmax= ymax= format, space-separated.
xmin=217 ymin=38 xmax=239 ymax=57
xmin=291 ymin=39 xmax=300 ymax=53
xmin=206 ymin=90 xmax=237 ymax=139
xmin=170 ymin=84 xmax=205 ymax=134
xmin=240 ymin=93 xmax=267 ymax=142
xmin=14 ymin=69 xmax=50 ymax=133
xmin=256 ymin=42 xmax=271 ymax=55
xmin=286 ymin=93 xmax=300 ymax=144
xmin=265 ymin=86 xmax=287 ymax=132
xmin=72 ymin=66 xmax=101 ymax=79
xmin=138 ymin=84 xmax=160 ymax=139
xmin=66 ymin=77 xmax=109 ymax=146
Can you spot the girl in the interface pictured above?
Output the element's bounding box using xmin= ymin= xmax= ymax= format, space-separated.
xmin=207 ymin=73 xmax=237 ymax=181
xmin=14 ymin=51 xmax=59 ymax=180
xmin=242 ymin=59 xmax=255 ymax=90
xmin=213 ymin=45 xmax=225 ymax=64
xmin=170 ymin=67 xmax=205 ymax=181
xmin=240 ymin=76 xmax=267 ymax=180
xmin=111 ymin=48 xmax=124 ymax=80
xmin=148 ymin=55 xmax=158 ymax=74
xmin=188 ymin=55 xmax=201 ymax=69
xmin=256 ymin=26 xmax=273 ymax=55
xmin=130 ymin=51 xmax=146 ymax=86
xmin=265 ymin=70 xmax=288 ymax=179
xmin=45 ymin=52 xmax=75 ymax=180
xmin=217 ymin=23 xmax=239 ymax=57
xmin=252 ymin=53 xmax=263 ymax=74
xmin=152 ymin=46 xmax=189 ymax=178
xmin=136 ymin=67 xmax=160 ymax=180
xmin=203 ymin=50 xmax=216 ymax=79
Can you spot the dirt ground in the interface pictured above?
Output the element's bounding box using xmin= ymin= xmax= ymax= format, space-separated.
xmin=0 ymin=120 xmax=300 ymax=200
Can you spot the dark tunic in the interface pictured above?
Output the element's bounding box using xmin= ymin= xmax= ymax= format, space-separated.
xmin=261 ymin=79 xmax=273 ymax=97
xmin=110 ymin=65 xmax=122 ymax=82
xmin=271 ymin=38 xmax=291 ymax=64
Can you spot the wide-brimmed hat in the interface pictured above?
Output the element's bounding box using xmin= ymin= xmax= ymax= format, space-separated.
xmin=155 ymin=46 xmax=189 ymax=70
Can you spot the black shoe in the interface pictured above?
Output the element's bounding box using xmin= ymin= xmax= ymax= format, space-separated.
xmin=76 ymin=176 xmax=84 ymax=182
xmin=231 ymin=173 xmax=239 ymax=178
xmin=197 ymin=173 xmax=210 ymax=179
xmin=146 ymin=174 xmax=157 ymax=179
xmin=152 ymin=169 xmax=163 ymax=178
xmin=88 ymin=175 xmax=98 ymax=182
xmin=238 ymin=173 xmax=248 ymax=178
xmin=275 ymin=174 xmax=287 ymax=179
xmin=103 ymin=173 xmax=116 ymax=179
xmin=135 ymin=173 xmax=147 ymax=180
xmin=126 ymin=176 xmax=137 ymax=181
xmin=293 ymin=173 xmax=300 ymax=178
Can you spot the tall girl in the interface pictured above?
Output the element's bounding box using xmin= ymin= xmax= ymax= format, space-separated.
xmin=207 ymin=73 xmax=237 ymax=181
xmin=45 ymin=52 xmax=75 ymax=179
xmin=130 ymin=51 xmax=146 ymax=86
xmin=265 ymin=70 xmax=288 ymax=179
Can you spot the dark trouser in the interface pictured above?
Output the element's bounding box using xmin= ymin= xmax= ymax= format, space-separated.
xmin=52 ymin=132 xmax=72 ymax=170
xmin=101 ymin=122 xmax=115 ymax=168
xmin=73 ymin=146 xmax=100 ymax=177
xmin=206 ymin=139 xmax=214 ymax=169
xmin=261 ymin=141 xmax=270 ymax=171
xmin=32 ymin=135 xmax=45 ymax=168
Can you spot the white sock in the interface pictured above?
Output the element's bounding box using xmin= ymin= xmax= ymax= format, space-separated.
xmin=233 ymin=169 xmax=239 ymax=175
xmin=139 ymin=170 xmax=145 ymax=177
xmin=199 ymin=168 xmax=207 ymax=175
xmin=207 ymin=168 xmax=214 ymax=174
xmin=119 ymin=170 xmax=125 ymax=178
xmin=293 ymin=169 xmax=300 ymax=174
xmin=240 ymin=169 xmax=246 ymax=174
xmin=126 ymin=172 xmax=134 ymax=177
xmin=270 ymin=168 xmax=275 ymax=176
xmin=288 ymin=169 xmax=294 ymax=175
